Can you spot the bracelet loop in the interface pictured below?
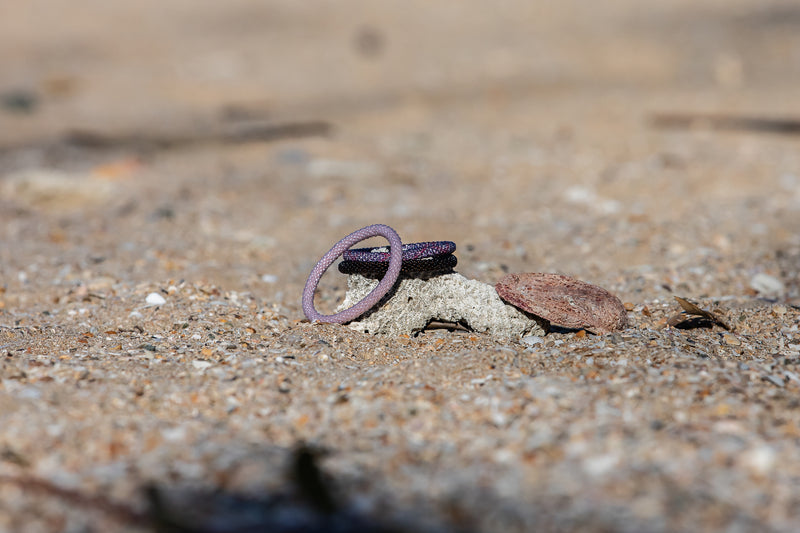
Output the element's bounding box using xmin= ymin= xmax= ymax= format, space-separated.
xmin=302 ymin=224 xmax=402 ymax=324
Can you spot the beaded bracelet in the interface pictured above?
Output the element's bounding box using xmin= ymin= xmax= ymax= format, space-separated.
xmin=338 ymin=253 xmax=457 ymax=275
xmin=302 ymin=224 xmax=402 ymax=324
xmin=343 ymin=241 xmax=455 ymax=262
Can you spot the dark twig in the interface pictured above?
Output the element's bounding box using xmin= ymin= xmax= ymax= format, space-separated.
xmin=650 ymin=113 xmax=800 ymax=135
xmin=0 ymin=120 xmax=331 ymax=158
xmin=62 ymin=120 xmax=332 ymax=151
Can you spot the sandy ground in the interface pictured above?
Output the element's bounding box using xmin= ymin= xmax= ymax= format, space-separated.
xmin=1 ymin=1 xmax=800 ymax=531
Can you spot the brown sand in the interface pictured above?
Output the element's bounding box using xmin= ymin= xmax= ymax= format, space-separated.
xmin=1 ymin=1 xmax=800 ymax=531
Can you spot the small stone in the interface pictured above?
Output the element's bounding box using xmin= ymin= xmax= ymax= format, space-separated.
xmin=750 ymin=273 xmax=785 ymax=295
xmin=722 ymin=333 xmax=741 ymax=346
xmin=520 ymin=335 xmax=543 ymax=348
xmin=145 ymin=292 xmax=166 ymax=305
xmin=261 ymin=274 xmax=278 ymax=284
xmin=741 ymin=445 xmax=776 ymax=476
xmin=784 ymin=371 xmax=800 ymax=385
xmin=583 ymin=453 xmax=620 ymax=477
xmin=161 ymin=426 xmax=186 ymax=441
xmin=763 ymin=374 xmax=785 ymax=387
xmin=495 ymin=273 xmax=628 ymax=334
xmin=192 ymin=360 xmax=212 ymax=371
xmin=772 ymin=305 xmax=787 ymax=317
xmin=87 ymin=277 xmax=116 ymax=291
xmin=470 ymin=375 xmax=493 ymax=386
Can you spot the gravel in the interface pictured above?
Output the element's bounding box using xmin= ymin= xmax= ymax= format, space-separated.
xmin=2 ymin=1 xmax=800 ymax=532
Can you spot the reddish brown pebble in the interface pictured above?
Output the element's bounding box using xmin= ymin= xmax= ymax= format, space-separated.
xmin=495 ymin=273 xmax=628 ymax=334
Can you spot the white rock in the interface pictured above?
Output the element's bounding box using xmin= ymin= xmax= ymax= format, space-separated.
xmin=583 ymin=453 xmax=620 ymax=477
xmin=750 ymin=273 xmax=785 ymax=295
xmin=520 ymin=335 xmax=544 ymax=347
xmin=261 ymin=274 xmax=278 ymax=284
xmin=338 ymin=273 xmax=548 ymax=339
xmin=741 ymin=445 xmax=776 ymax=476
xmin=161 ymin=426 xmax=187 ymax=441
xmin=145 ymin=292 xmax=167 ymax=305
xmin=192 ymin=360 xmax=213 ymax=371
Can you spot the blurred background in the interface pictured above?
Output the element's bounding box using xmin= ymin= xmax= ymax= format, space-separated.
xmin=2 ymin=3 xmax=800 ymax=532
xmin=2 ymin=0 xmax=799 ymax=131
xmin=1 ymin=0 xmax=799 ymax=308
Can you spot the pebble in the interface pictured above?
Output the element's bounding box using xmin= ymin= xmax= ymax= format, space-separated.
xmin=723 ymin=333 xmax=741 ymax=346
xmin=146 ymin=292 xmax=167 ymax=305
xmin=741 ymin=445 xmax=776 ymax=476
xmin=495 ymin=273 xmax=628 ymax=334
xmin=16 ymin=386 xmax=42 ymax=400
xmin=520 ymin=335 xmax=543 ymax=348
xmin=749 ymin=273 xmax=785 ymax=295
xmin=784 ymin=371 xmax=800 ymax=385
xmin=192 ymin=361 xmax=213 ymax=371
xmin=87 ymin=277 xmax=116 ymax=291
xmin=470 ymin=375 xmax=493 ymax=386
xmin=583 ymin=453 xmax=620 ymax=477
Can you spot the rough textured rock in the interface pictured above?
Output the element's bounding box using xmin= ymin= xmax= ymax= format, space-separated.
xmin=339 ymin=273 xmax=548 ymax=339
xmin=495 ymin=273 xmax=628 ymax=334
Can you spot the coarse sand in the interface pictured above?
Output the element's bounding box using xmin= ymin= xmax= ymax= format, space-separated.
xmin=1 ymin=1 xmax=800 ymax=531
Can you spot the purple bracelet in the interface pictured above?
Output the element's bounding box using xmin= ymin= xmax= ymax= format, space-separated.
xmin=302 ymin=224 xmax=402 ymax=324
xmin=338 ymin=254 xmax=458 ymax=275
xmin=343 ymin=241 xmax=456 ymax=262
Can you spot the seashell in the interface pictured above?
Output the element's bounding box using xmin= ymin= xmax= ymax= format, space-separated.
xmin=669 ymin=296 xmax=731 ymax=331
xmin=495 ymin=273 xmax=628 ymax=334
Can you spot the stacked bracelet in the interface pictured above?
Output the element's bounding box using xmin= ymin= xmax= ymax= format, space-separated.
xmin=303 ymin=229 xmax=456 ymax=324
